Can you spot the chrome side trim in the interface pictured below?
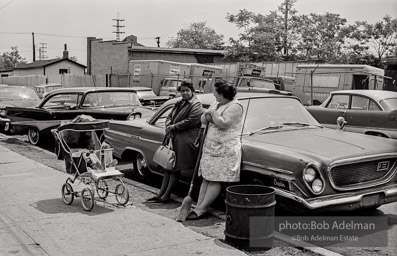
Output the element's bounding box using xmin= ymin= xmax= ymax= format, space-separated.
xmin=242 ymin=161 xmax=293 ymax=175
xmin=274 ymin=184 xmax=397 ymax=210
xmin=106 ymin=129 xmax=160 ymax=144
xmin=292 ymin=182 xmax=309 ymax=198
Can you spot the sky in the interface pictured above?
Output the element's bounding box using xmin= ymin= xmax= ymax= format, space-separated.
xmin=1 ymin=0 xmax=396 ymax=66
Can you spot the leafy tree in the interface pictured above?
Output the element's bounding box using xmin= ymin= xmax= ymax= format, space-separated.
xmin=226 ymin=9 xmax=285 ymax=61
xmin=354 ymin=16 xmax=397 ymax=66
xmin=166 ymin=22 xmax=224 ymax=50
xmin=295 ymin=13 xmax=352 ymax=61
xmin=0 ymin=47 xmax=26 ymax=70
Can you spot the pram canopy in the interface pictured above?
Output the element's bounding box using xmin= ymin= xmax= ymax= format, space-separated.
xmin=53 ymin=115 xmax=112 ymax=174
xmin=56 ymin=117 xmax=109 ymax=132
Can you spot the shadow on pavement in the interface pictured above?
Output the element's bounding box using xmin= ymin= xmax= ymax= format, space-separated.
xmin=31 ymin=198 xmax=115 ymax=215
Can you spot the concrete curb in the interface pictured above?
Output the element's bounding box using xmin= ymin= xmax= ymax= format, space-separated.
xmin=122 ymin=177 xmax=343 ymax=256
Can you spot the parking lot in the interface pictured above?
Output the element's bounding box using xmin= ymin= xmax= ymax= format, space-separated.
xmin=1 ymin=134 xmax=397 ymax=256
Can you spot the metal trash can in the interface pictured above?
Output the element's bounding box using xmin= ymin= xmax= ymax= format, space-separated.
xmin=224 ymin=185 xmax=276 ymax=250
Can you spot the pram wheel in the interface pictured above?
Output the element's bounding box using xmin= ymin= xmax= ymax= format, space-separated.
xmin=96 ymin=180 xmax=109 ymax=199
xmin=81 ymin=188 xmax=95 ymax=211
xmin=115 ymin=184 xmax=129 ymax=206
xmin=61 ymin=183 xmax=74 ymax=205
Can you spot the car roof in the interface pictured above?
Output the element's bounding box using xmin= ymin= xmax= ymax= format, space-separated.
xmin=129 ymin=87 xmax=153 ymax=91
xmin=45 ymin=86 xmax=141 ymax=96
xmin=330 ymin=90 xmax=397 ymax=101
xmin=34 ymin=83 xmax=62 ymax=88
xmin=165 ymin=92 xmax=298 ymax=106
xmin=0 ymin=85 xmax=33 ymax=90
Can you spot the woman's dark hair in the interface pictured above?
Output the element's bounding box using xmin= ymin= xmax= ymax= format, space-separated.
xmin=214 ymin=80 xmax=236 ymax=100
xmin=177 ymin=81 xmax=195 ymax=92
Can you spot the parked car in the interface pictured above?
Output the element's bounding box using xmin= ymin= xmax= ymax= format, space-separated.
xmin=105 ymin=92 xmax=397 ymax=213
xmin=0 ymin=86 xmax=41 ymax=133
xmin=307 ymin=90 xmax=397 ymax=139
xmin=34 ymin=83 xmax=63 ymax=99
xmin=132 ymin=87 xmax=170 ymax=107
xmin=5 ymin=87 xmax=155 ymax=145
xmin=158 ymin=78 xmax=184 ymax=98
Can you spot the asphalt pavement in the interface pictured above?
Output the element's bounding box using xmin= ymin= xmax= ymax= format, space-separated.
xmin=0 ymin=141 xmax=247 ymax=256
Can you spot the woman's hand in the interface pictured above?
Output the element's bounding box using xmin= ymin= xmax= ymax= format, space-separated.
xmin=205 ymin=113 xmax=213 ymax=123
xmin=165 ymin=125 xmax=175 ymax=134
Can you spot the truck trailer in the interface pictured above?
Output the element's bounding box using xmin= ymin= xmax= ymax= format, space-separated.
xmin=292 ymin=64 xmax=385 ymax=105
xmin=128 ymin=60 xmax=191 ymax=95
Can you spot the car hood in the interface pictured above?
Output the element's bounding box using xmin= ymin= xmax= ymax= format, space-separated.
xmin=243 ymin=127 xmax=397 ymax=164
xmin=0 ymin=99 xmax=40 ymax=109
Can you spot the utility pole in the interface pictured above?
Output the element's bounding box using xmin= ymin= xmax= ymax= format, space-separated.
xmin=284 ymin=0 xmax=288 ymax=56
xmin=39 ymin=42 xmax=47 ymax=60
xmin=155 ymin=37 xmax=160 ymax=47
xmin=112 ymin=13 xmax=125 ymax=41
xmin=32 ymin=33 xmax=36 ymax=62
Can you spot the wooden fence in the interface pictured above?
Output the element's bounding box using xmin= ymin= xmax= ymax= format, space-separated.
xmin=0 ymin=74 xmax=107 ymax=88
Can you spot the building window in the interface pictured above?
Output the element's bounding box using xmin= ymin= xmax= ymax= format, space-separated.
xmin=59 ymin=69 xmax=68 ymax=74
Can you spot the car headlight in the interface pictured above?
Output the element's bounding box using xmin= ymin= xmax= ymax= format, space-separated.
xmin=0 ymin=109 xmax=5 ymax=117
xmin=303 ymin=168 xmax=316 ymax=182
xmin=312 ymin=179 xmax=324 ymax=193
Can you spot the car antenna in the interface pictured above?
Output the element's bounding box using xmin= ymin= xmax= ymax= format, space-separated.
xmin=92 ymin=75 xmax=97 ymax=88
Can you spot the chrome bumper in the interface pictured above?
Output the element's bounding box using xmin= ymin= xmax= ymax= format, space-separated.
xmin=0 ymin=117 xmax=10 ymax=131
xmin=274 ymin=184 xmax=397 ymax=210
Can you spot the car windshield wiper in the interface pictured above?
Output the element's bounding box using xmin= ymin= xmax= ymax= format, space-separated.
xmin=249 ymin=125 xmax=283 ymax=136
xmin=282 ymin=122 xmax=322 ymax=128
xmin=283 ymin=122 xmax=311 ymax=126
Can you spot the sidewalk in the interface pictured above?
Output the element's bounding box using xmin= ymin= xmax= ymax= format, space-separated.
xmin=0 ymin=143 xmax=247 ymax=256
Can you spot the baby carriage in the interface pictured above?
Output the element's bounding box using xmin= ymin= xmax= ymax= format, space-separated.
xmin=53 ymin=115 xmax=130 ymax=211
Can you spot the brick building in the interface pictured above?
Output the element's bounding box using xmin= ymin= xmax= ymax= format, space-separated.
xmin=87 ymin=35 xmax=229 ymax=76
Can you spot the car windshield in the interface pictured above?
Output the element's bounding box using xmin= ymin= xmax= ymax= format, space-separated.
xmin=169 ymin=80 xmax=183 ymax=88
xmin=380 ymin=98 xmax=397 ymax=110
xmin=83 ymin=91 xmax=141 ymax=107
xmin=0 ymin=87 xmax=39 ymax=101
xmin=243 ymin=97 xmax=321 ymax=135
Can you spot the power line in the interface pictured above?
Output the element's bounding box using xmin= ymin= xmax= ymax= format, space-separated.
xmin=0 ymin=0 xmax=16 ymax=11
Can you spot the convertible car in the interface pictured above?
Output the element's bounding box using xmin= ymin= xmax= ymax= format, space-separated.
xmin=105 ymin=92 xmax=397 ymax=213
xmin=5 ymin=87 xmax=154 ymax=145
xmin=307 ymin=90 xmax=397 ymax=139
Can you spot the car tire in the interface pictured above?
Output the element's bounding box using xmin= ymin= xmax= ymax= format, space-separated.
xmin=132 ymin=152 xmax=150 ymax=182
xmin=28 ymin=127 xmax=41 ymax=146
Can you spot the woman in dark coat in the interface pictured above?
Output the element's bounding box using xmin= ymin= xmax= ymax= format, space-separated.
xmin=147 ymin=81 xmax=203 ymax=203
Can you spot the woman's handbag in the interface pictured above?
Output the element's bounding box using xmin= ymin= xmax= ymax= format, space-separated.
xmin=153 ymin=137 xmax=176 ymax=170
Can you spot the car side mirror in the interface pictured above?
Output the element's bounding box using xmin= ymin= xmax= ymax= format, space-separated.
xmin=337 ymin=116 xmax=347 ymax=130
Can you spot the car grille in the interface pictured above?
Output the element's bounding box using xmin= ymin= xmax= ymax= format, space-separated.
xmin=330 ymin=158 xmax=396 ymax=189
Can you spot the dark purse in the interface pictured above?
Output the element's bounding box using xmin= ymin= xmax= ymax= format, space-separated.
xmin=153 ymin=136 xmax=176 ymax=170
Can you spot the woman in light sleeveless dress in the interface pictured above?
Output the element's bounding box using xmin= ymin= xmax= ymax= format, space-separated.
xmin=187 ymin=80 xmax=243 ymax=219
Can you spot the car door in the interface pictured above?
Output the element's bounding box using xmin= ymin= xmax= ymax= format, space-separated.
xmin=141 ymin=105 xmax=173 ymax=175
xmin=309 ymin=94 xmax=349 ymax=129
xmin=41 ymin=92 xmax=85 ymax=120
xmin=343 ymin=95 xmax=392 ymax=134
